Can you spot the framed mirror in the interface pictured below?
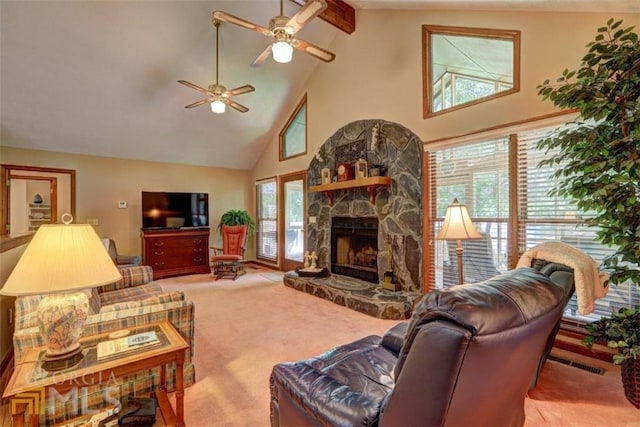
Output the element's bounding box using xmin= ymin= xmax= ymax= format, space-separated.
xmin=423 ymin=25 xmax=520 ymax=118
xmin=0 ymin=164 xmax=76 ymax=235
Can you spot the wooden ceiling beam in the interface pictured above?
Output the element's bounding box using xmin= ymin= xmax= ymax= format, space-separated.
xmin=290 ymin=0 xmax=356 ymax=34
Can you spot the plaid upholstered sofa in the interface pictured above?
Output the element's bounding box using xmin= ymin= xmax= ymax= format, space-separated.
xmin=12 ymin=265 xmax=195 ymax=424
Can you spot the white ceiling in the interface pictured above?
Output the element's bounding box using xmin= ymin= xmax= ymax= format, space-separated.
xmin=1 ymin=1 xmax=638 ymax=170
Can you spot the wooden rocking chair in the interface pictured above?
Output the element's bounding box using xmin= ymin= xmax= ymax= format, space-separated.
xmin=210 ymin=225 xmax=248 ymax=280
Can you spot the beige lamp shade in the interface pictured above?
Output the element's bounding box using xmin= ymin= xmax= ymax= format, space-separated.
xmin=436 ymin=198 xmax=482 ymax=241
xmin=0 ymin=224 xmax=122 ymax=296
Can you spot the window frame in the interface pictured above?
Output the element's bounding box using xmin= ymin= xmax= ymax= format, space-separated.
xmin=422 ymin=25 xmax=521 ymax=118
xmin=426 ymin=118 xmax=639 ymax=325
xmin=256 ymin=177 xmax=278 ymax=263
xmin=279 ymin=94 xmax=308 ymax=161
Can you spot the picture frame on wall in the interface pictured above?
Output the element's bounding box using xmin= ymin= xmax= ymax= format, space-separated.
xmin=321 ymin=167 xmax=332 ymax=184
xmin=355 ymin=159 xmax=368 ymax=179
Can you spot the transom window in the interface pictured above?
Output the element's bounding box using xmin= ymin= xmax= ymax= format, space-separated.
xmin=423 ymin=25 xmax=520 ymax=117
xmin=279 ymin=94 xmax=307 ymax=161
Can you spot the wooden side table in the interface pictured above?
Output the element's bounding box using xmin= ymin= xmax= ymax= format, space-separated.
xmin=3 ymin=321 xmax=188 ymax=427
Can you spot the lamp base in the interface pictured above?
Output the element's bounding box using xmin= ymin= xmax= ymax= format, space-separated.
xmin=41 ymin=347 xmax=84 ymax=371
xmin=37 ymin=291 xmax=89 ymax=370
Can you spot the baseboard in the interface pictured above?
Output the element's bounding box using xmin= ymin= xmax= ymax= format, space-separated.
xmin=246 ymin=260 xmax=279 ymax=271
xmin=554 ymin=330 xmax=614 ymax=363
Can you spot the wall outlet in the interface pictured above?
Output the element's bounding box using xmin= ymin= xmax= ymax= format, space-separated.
xmin=118 ymin=201 xmax=127 ymax=209
xmin=309 ymin=216 xmax=317 ymax=224
xmin=87 ymin=218 xmax=99 ymax=226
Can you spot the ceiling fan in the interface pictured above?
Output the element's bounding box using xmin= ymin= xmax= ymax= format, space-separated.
xmin=213 ymin=0 xmax=335 ymax=66
xmin=178 ymin=20 xmax=255 ymax=114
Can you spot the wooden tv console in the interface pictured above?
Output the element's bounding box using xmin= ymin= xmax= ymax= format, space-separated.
xmin=141 ymin=228 xmax=210 ymax=279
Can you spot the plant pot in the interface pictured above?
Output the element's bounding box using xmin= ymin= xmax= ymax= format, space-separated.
xmin=621 ymin=358 xmax=640 ymax=409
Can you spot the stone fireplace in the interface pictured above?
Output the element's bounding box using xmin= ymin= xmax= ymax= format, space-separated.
xmin=331 ymin=217 xmax=379 ymax=283
xmin=283 ymin=119 xmax=424 ymax=319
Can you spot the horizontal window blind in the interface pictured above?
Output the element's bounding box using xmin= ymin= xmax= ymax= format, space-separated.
xmin=256 ymin=179 xmax=277 ymax=262
xmin=429 ymin=138 xmax=510 ymax=289
xmin=517 ymin=125 xmax=639 ymax=323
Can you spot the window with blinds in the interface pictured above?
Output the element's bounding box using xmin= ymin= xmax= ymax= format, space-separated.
xmin=428 ymin=121 xmax=639 ymax=323
xmin=256 ymin=178 xmax=277 ymax=262
xmin=517 ymin=126 xmax=639 ymax=323
xmin=428 ymin=138 xmax=510 ymax=289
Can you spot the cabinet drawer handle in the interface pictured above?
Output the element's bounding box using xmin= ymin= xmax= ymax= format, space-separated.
xmin=193 ymin=257 xmax=203 ymax=263
xmin=193 ymin=247 xmax=203 ymax=253
xmin=193 ymin=239 xmax=202 ymax=244
xmin=153 ymin=241 xmax=165 ymax=247
xmin=153 ymin=250 xmax=165 ymax=256
xmin=154 ymin=261 xmax=165 ymax=267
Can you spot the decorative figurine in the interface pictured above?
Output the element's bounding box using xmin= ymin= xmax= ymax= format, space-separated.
xmin=303 ymin=251 xmax=310 ymax=268
xmin=310 ymin=251 xmax=318 ymax=269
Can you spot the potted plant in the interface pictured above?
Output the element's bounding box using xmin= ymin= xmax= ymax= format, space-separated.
xmin=218 ymin=209 xmax=256 ymax=235
xmin=536 ymin=18 xmax=639 ymax=408
xmin=583 ymin=307 xmax=640 ymax=408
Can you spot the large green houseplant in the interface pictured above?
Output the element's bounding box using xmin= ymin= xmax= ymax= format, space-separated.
xmin=536 ymin=18 xmax=639 ymax=408
xmin=218 ymin=209 xmax=256 ymax=235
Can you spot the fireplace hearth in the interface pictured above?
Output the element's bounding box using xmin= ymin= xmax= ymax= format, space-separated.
xmin=331 ymin=217 xmax=379 ymax=283
xmin=286 ymin=119 xmax=424 ymax=318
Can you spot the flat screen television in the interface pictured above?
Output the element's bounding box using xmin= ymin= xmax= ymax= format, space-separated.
xmin=142 ymin=191 xmax=209 ymax=229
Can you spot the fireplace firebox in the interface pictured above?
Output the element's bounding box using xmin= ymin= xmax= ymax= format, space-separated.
xmin=331 ymin=217 xmax=379 ymax=283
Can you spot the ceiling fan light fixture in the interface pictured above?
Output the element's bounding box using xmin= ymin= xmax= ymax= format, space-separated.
xmin=272 ymin=41 xmax=293 ymax=63
xmin=210 ymin=100 xmax=226 ymax=114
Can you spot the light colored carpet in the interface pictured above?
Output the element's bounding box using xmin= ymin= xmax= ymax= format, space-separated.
xmin=259 ymin=272 xmax=284 ymax=282
xmin=159 ymin=271 xmax=638 ymax=427
xmin=158 ymin=271 xmax=396 ymax=426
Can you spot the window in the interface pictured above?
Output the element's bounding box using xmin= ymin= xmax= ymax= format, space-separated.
xmin=516 ymin=126 xmax=638 ymax=323
xmin=256 ymin=178 xmax=277 ymax=262
xmin=423 ymin=25 xmax=520 ymax=118
xmin=427 ymin=121 xmax=640 ymax=323
xmin=279 ymin=94 xmax=307 ymax=161
xmin=429 ymin=138 xmax=510 ymax=288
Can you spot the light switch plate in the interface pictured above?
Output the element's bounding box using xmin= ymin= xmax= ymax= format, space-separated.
xmin=118 ymin=201 xmax=127 ymax=209
xmin=309 ymin=216 xmax=317 ymax=224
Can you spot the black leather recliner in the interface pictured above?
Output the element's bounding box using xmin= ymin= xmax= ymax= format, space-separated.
xmin=270 ymin=266 xmax=570 ymax=427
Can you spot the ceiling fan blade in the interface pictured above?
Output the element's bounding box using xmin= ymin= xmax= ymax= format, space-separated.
xmin=185 ymin=98 xmax=212 ymax=109
xmin=226 ymin=99 xmax=250 ymax=113
xmin=293 ymin=38 xmax=336 ymax=62
xmin=213 ymin=11 xmax=271 ymax=37
xmin=227 ymin=84 xmax=255 ymax=96
xmin=286 ymin=0 xmax=327 ymax=34
xmin=251 ymin=44 xmax=273 ymax=67
xmin=178 ymin=80 xmax=210 ymax=95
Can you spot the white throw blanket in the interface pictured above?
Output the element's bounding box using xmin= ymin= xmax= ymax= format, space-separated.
xmin=516 ymin=241 xmax=609 ymax=315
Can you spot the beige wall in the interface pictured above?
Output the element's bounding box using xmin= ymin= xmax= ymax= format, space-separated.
xmin=0 ymin=147 xmax=253 ymax=363
xmin=0 ymin=147 xmax=255 ymax=257
xmin=251 ymin=10 xmax=640 ymax=181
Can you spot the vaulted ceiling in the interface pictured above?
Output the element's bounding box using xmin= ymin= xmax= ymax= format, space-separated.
xmin=1 ymin=1 xmax=637 ymax=169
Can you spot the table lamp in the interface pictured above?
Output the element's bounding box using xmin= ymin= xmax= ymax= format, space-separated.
xmin=436 ymin=198 xmax=482 ymax=285
xmin=0 ymin=218 xmax=122 ymax=369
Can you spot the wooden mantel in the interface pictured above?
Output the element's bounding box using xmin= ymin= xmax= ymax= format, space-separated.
xmin=309 ymin=176 xmax=391 ymax=206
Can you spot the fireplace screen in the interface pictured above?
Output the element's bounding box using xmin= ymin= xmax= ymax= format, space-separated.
xmin=331 ymin=217 xmax=379 ymax=283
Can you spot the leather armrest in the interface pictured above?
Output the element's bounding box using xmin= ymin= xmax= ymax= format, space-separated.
xmin=271 ymin=363 xmax=381 ymax=426
xmin=381 ymin=322 xmax=409 ymax=355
